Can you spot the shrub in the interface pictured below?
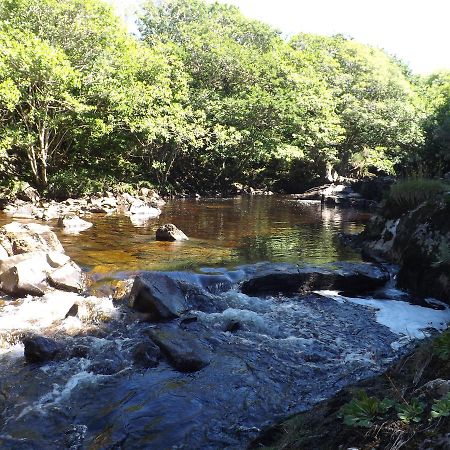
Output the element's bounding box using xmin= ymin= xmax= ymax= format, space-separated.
xmin=383 ymin=178 xmax=447 ymax=218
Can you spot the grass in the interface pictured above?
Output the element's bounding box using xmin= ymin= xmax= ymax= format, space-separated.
xmin=383 ymin=178 xmax=448 ymax=219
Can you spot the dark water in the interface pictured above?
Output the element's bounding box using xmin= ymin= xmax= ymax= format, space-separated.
xmin=4 ymin=197 xmax=444 ymax=449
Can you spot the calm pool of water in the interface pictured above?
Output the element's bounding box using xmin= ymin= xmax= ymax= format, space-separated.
xmin=0 ymin=196 xmax=370 ymax=282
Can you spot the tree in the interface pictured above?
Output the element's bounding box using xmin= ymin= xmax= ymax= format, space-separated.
xmin=0 ymin=25 xmax=83 ymax=187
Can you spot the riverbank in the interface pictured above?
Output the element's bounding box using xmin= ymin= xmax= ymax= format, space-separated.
xmin=252 ymin=332 xmax=450 ymax=450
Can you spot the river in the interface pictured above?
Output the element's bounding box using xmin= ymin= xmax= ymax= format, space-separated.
xmin=0 ymin=196 xmax=449 ymax=449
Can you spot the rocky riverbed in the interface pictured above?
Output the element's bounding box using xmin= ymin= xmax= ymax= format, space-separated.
xmin=0 ymin=223 xmax=450 ymax=448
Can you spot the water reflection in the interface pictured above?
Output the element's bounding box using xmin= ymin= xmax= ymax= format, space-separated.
xmin=0 ymin=197 xmax=370 ymax=279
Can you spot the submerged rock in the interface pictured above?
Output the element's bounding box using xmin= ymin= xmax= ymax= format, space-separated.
xmin=241 ymin=262 xmax=389 ymax=296
xmin=148 ymin=328 xmax=212 ymax=372
xmin=132 ymin=340 xmax=161 ymax=368
xmin=155 ymin=224 xmax=189 ymax=241
xmin=128 ymin=273 xmax=189 ymax=319
xmin=23 ymin=335 xmax=62 ymax=363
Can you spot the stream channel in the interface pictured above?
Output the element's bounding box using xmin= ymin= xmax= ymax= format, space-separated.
xmin=0 ymin=196 xmax=449 ymax=449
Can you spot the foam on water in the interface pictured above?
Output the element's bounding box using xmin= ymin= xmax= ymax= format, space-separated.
xmin=0 ymin=291 xmax=119 ymax=351
xmin=320 ymin=290 xmax=450 ymax=339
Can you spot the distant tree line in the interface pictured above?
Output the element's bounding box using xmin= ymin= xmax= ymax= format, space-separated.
xmin=0 ymin=0 xmax=449 ymax=197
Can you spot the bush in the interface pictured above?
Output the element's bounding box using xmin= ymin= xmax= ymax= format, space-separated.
xmin=383 ymin=178 xmax=447 ymax=218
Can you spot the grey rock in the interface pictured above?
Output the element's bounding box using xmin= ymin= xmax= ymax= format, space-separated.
xmin=0 ymin=222 xmax=64 ymax=256
xmin=132 ymin=341 xmax=161 ymax=368
xmin=155 ymin=223 xmax=188 ymax=241
xmin=148 ymin=328 xmax=212 ymax=372
xmin=23 ymin=335 xmax=62 ymax=363
xmin=241 ymin=262 xmax=388 ymax=296
xmin=48 ymin=262 xmax=84 ymax=293
xmin=129 ymin=273 xmax=189 ymax=320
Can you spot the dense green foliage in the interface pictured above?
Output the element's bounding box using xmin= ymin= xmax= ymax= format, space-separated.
xmin=0 ymin=0 xmax=448 ymax=196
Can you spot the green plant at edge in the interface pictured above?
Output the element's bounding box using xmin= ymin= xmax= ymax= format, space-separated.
xmin=430 ymin=393 xmax=450 ymax=420
xmin=339 ymin=390 xmax=394 ymax=428
xmin=396 ymin=398 xmax=424 ymax=424
xmin=433 ymin=330 xmax=450 ymax=360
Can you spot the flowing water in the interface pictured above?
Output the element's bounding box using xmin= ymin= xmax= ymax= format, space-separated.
xmin=0 ymin=197 xmax=449 ymax=449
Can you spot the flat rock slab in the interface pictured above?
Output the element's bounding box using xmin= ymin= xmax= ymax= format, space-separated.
xmin=240 ymin=262 xmax=389 ymax=296
xmin=148 ymin=328 xmax=212 ymax=372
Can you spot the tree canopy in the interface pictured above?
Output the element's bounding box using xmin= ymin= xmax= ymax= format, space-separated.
xmin=0 ymin=0 xmax=447 ymax=196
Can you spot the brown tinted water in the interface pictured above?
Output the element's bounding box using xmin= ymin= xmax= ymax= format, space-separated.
xmin=0 ymin=196 xmax=370 ymax=282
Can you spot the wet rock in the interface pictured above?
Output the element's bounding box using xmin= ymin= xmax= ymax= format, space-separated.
xmin=65 ymin=303 xmax=79 ymax=319
xmin=148 ymin=329 xmax=212 ymax=372
xmin=71 ymin=345 xmax=89 ymax=358
xmin=23 ymin=335 xmax=62 ymax=363
xmin=48 ymin=262 xmax=84 ymax=293
xmin=89 ymin=359 xmax=124 ymax=375
xmin=132 ymin=341 xmax=161 ymax=368
xmin=129 ymin=273 xmax=189 ymax=319
xmin=57 ymin=215 xmax=93 ymax=232
xmin=155 ymin=224 xmax=189 ymax=242
xmin=360 ymin=196 xmax=450 ymax=303
xmin=64 ymin=424 xmax=88 ymax=450
xmin=0 ymin=222 xmax=64 ymax=256
xmin=241 ymin=262 xmax=388 ymax=296
xmin=112 ymin=279 xmax=134 ymax=302
xmin=225 ymin=319 xmax=241 ymax=332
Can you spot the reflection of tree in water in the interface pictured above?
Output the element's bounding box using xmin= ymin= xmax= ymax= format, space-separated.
xmin=237 ymin=205 xmax=368 ymax=265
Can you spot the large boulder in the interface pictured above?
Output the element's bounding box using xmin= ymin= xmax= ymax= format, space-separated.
xmin=0 ymin=252 xmax=51 ymax=296
xmin=0 ymin=222 xmax=85 ymax=296
xmin=240 ymin=262 xmax=389 ymax=296
xmin=128 ymin=273 xmax=189 ymax=320
xmin=0 ymin=222 xmax=64 ymax=256
xmin=147 ymin=328 xmax=212 ymax=372
xmin=360 ymin=196 xmax=450 ymax=303
xmin=155 ymin=224 xmax=188 ymax=242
